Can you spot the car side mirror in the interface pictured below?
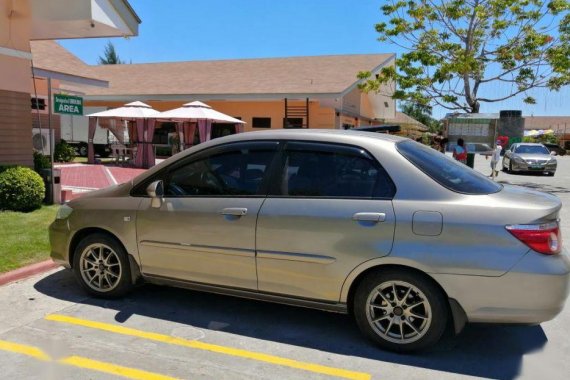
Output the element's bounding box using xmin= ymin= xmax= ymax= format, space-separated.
xmin=146 ymin=180 xmax=164 ymax=208
xmin=550 ymin=151 xmax=557 ymax=156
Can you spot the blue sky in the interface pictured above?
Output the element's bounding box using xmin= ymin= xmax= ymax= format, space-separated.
xmin=59 ymin=0 xmax=570 ymax=118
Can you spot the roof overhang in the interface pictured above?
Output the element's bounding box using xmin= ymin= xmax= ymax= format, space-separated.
xmin=30 ymin=0 xmax=140 ymax=40
xmin=33 ymin=67 xmax=109 ymax=87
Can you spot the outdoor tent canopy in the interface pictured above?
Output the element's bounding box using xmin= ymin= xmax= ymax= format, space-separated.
xmin=155 ymin=101 xmax=246 ymax=149
xmin=86 ymin=101 xmax=159 ymax=168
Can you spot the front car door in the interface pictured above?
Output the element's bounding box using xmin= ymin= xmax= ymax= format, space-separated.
xmin=256 ymin=141 xmax=396 ymax=301
xmin=135 ymin=141 xmax=279 ymax=290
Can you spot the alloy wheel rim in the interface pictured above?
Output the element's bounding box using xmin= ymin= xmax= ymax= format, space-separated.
xmin=79 ymin=243 xmax=122 ymax=292
xmin=365 ymin=280 xmax=432 ymax=344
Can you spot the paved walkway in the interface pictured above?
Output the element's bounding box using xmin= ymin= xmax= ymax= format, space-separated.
xmin=55 ymin=164 xmax=146 ymax=199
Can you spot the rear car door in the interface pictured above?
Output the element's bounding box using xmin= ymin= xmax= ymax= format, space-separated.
xmin=135 ymin=141 xmax=279 ymax=290
xmin=255 ymin=141 xmax=396 ymax=301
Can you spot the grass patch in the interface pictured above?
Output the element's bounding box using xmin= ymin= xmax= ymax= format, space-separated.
xmin=0 ymin=205 xmax=59 ymax=273
xmin=72 ymin=157 xmax=117 ymax=164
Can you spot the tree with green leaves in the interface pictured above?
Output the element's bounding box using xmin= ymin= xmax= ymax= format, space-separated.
xmin=400 ymin=101 xmax=442 ymax=132
xmin=98 ymin=41 xmax=124 ymax=65
xmin=359 ymin=0 xmax=570 ymax=113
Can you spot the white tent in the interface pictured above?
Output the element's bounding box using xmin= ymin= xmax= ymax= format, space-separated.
xmin=154 ymin=101 xmax=246 ymax=150
xmin=86 ymin=101 xmax=160 ymax=119
xmin=86 ymin=101 xmax=160 ymax=168
xmin=155 ymin=101 xmax=245 ymax=124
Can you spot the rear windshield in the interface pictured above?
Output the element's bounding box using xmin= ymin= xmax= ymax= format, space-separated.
xmin=396 ymin=140 xmax=502 ymax=195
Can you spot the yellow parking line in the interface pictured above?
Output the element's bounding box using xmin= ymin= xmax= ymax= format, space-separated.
xmin=46 ymin=314 xmax=371 ymax=380
xmin=61 ymin=356 xmax=178 ymax=380
xmin=0 ymin=339 xmax=50 ymax=361
xmin=0 ymin=339 xmax=179 ymax=380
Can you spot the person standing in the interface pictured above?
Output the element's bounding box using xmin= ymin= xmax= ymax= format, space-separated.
xmin=490 ymin=143 xmax=502 ymax=178
xmin=453 ymin=138 xmax=467 ymax=164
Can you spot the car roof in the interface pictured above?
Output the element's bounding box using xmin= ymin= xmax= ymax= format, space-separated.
xmin=211 ymin=128 xmax=408 ymax=144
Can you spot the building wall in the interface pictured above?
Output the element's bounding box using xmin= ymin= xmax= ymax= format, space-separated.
xmin=85 ymin=99 xmax=338 ymax=132
xmin=0 ymin=0 xmax=33 ymax=166
xmin=0 ymin=90 xmax=33 ymax=165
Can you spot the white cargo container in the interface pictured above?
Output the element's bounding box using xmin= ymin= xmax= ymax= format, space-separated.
xmin=60 ymin=106 xmax=111 ymax=157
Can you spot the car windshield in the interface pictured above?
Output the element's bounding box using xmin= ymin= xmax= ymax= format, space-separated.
xmin=513 ymin=145 xmax=549 ymax=154
xmin=396 ymin=140 xmax=502 ymax=195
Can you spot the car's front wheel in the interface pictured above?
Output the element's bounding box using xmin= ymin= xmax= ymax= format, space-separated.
xmin=353 ymin=269 xmax=448 ymax=352
xmin=73 ymin=233 xmax=132 ymax=298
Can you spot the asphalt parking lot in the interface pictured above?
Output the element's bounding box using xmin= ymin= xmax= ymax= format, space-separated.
xmin=0 ymin=155 xmax=569 ymax=380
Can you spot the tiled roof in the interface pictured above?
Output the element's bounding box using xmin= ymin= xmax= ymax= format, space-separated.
xmin=30 ymin=41 xmax=106 ymax=82
xmin=68 ymin=54 xmax=394 ymax=97
xmin=385 ymin=112 xmax=429 ymax=131
xmin=524 ymin=116 xmax=570 ymax=132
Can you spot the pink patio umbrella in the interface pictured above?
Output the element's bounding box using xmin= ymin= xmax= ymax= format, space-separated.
xmin=86 ymin=101 xmax=160 ymax=168
xmin=154 ymin=101 xmax=246 ymax=149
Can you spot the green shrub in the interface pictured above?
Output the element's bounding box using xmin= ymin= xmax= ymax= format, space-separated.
xmin=0 ymin=167 xmax=45 ymax=212
xmin=54 ymin=140 xmax=75 ymax=162
xmin=33 ymin=151 xmax=51 ymax=172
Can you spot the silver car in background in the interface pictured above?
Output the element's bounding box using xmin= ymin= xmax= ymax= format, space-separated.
xmin=502 ymin=142 xmax=557 ymax=176
xmin=49 ymin=130 xmax=570 ymax=352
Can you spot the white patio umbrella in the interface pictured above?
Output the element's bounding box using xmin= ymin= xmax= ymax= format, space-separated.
xmin=86 ymin=101 xmax=160 ymax=119
xmin=86 ymin=101 xmax=160 ymax=168
xmin=155 ymin=101 xmax=246 ymax=147
xmin=156 ymin=101 xmax=245 ymax=124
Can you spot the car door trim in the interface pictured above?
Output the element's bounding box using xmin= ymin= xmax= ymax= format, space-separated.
xmin=143 ymin=274 xmax=348 ymax=313
xmin=256 ymin=250 xmax=337 ymax=264
xmin=140 ymin=240 xmax=254 ymax=257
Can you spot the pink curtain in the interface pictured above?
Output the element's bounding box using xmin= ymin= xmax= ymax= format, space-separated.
xmin=134 ymin=118 xmax=145 ymax=168
xmin=235 ymin=123 xmax=244 ymax=134
xmin=144 ymin=119 xmax=156 ymax=168
xmin=198 ymin=119 xmax=212 ymax=143
xmin=183 ymin=122 xmax=196 ymax=149
xmin=87 ymin=117 xmax=97 ymax=164
xmin=176 ymin=122 xmax=183 ymax=149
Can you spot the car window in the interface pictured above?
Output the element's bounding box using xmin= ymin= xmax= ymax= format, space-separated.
xmin=397 ymin=140 xmax=502 ymax=195
xmin=276 ymin=142 xmax=395 ymax=198
xmin=514 ymin=145 xmax=549 ymax=154
xmin=165 ymin=144 xmax=277 ymax=196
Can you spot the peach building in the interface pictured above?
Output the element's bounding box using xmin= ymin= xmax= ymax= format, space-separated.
xmin=30 ymin=42 xmax=397 ymax=148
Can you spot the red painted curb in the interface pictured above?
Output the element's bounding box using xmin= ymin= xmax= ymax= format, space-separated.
xmin=0 ymin=259 xmax=59 ymax=286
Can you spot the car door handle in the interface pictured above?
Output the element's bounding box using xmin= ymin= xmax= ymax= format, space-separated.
xmin=352 ymin=212 xmax=386 ymax=222
xmin=220 ymin=208 xmax=248 ymax=216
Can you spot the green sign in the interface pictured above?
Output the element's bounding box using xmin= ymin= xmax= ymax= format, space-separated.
xmin=54 ymin=94 xmax=83 ymax=115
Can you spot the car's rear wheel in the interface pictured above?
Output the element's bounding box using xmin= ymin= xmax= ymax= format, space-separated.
xmin=73 ymin=233 xmax=132 ymax=298
xmin=353 ymin=269 xmax=448 ymax=352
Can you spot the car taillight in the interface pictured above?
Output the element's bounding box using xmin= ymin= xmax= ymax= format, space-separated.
xmin=506 ymin=221 xmax=562 ymax=255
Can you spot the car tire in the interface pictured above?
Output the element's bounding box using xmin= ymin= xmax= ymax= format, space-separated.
xmin=547 ymin=172 xmax=555 ymax=177
xmin=353 ymin=269 xmax=448 ymax=352
xmin=72 ymin=233 xmax=133 ymax=298
xmin=508 ymin=162 xmax=513 ymax=173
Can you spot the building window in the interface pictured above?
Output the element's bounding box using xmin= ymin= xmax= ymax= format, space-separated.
xmin=31 ymin=97 xmax=46 ymax=111
xmin=252 ymin=117 xmax=271 ymax=129
xmin=283 ymin=118 xmax=304 ymax=129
